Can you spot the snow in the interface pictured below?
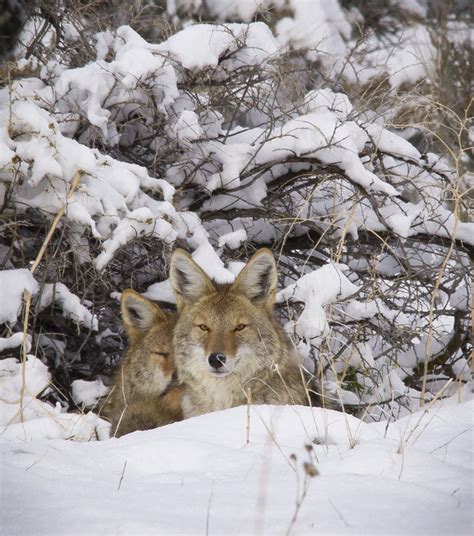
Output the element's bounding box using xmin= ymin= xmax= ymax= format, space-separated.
xmin=276 ymin=0 xmax=351 ymax=67
xmin=204 ymin=0 xmax=285 ymax=23
xmin=1 ymin=399 xmax=472 ymax=535
xmin=277 ymin=263 xmax=360 ymax=340
xmin=172 ymin=110 xmax=205 ymax=141
xmin=342 ymin=298 xmax=413 ymax=331
xmin=95 ymin=207 xmax=177 ymax=271
xmin=1 ymin=410 xmax=110 ymax=442
xmin=37 ymin=283 xmax=99 ymax=331
xmin=144 ymin=279 xmax=176 ymax=304
xmin=421 ymin=206 xmax=474 ymax=246
xmin=71 ymin=379 xmax=109 ymax=408
xmin=158 ymin=22 xmax=278 ymax=70
xmin=0 ymin=269 xmax=38 ymax=324
xmin=251 ymin=110 xmax=399 ymax=196
xmin=193 ymin=0 xmax=434 ymax=91
xmin=303 ymin=88 xmax=353 ymax=120
xmin=191 ymin=242 xmax=236 ymax=284
xmin=196 ymin=100 xmax=400 ymax=200
xmin=0 ymin=332 xmax=31 ymax=353
xmin=351 ymin=25 xmax=436 ymax=88
xmin=381 ymin=201 xmax=423 ymax=238
xmin=55 ymin=62 xmax=116 ymax=139
xmin=0 ymin=356 xmax=110 ymax=441
xmin=2 ymin=97 xmax=185 ymax=271
xmin=366 ymin=122 xmax=421 ymax=161
xmin=450 ymin=283 xmax=471 ymax=312
xmin=385 ymin=25 xmax=435 ymax=88
xmin=391 ymin=0 xmax=427 ymax=18
xmin=206 ymin=139 xmax=254 ymax=192
xmin=218 ymin=228 xmax=247 ymax=249
xmin=0 ymin=355 xmax=50 ymax=406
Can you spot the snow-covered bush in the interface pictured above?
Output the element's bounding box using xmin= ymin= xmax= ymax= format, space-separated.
xmin=0 ymin=0 xmax=471 ymax=430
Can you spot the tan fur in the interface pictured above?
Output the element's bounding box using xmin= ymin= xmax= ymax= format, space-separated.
xmin=105 ymin=289 xmax=183 ymax=437
xmin=170 ymin=248 xmax=308 ymax=418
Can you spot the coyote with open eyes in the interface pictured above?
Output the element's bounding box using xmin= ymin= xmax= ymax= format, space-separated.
xmin=169 ymin=248 xmax=308 ymax=418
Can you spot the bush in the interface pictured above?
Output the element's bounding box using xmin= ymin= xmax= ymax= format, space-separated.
xmin=0 ymin=0 xmax=471 ymax=422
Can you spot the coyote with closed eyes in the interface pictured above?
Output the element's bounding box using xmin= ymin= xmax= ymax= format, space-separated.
xmin=106 ymin=289 xmax=183 ymax=437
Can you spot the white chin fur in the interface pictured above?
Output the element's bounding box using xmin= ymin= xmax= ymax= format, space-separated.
xmin=204 ymin=363 xmax=234 ymax=375
xmin=207 ymin=369 xmax=232 ymax=377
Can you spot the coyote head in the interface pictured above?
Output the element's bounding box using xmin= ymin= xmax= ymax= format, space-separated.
xmin=120 ymin=289 xmax=177 ymax=395
xmin=170 ymin=248 xmax=282 ymax=380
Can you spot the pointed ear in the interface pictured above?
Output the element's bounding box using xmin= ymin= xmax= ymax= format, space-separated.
xmin=231 ymin=248 xmax=277 ymax=306
xmin=121 ymin=289 xmax=165 ymax=340
xmin=169 ymin=249 xmax=215 ymax=309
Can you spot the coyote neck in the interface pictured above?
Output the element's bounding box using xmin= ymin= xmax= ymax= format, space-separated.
xmin=181 ymin=356 xmax=306 ymax=418
xmin=181 ymin=370 xmax=248 ymax=417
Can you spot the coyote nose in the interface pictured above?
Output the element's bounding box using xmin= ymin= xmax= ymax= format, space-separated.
xmin=208 ymin=353 xmax=226 ymax=369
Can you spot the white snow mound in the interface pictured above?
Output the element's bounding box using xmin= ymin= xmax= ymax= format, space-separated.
xmin=1 ymin=401 xmax=472 ymax=535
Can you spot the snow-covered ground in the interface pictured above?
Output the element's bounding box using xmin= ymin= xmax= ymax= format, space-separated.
xmin=1 ymin=399 xmax=472 ymax=535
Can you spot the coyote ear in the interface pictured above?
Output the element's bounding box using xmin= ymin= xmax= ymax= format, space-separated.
xmin=169 ymin=249 xmax=215 ymax=309
xmin=121 ymin=289 xmax=165 ymax=338
xmin=232 ymin=248 xmax=277 ymax=306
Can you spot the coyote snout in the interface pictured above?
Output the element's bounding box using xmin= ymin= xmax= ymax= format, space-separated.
xmin=202 ymin=345 xmax=244 ymax=376
xmin=187 ymin=304 xmax=256 ymax=377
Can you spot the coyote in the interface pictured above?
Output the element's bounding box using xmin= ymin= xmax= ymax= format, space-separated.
xmin=169 ymin=248 xmax=308 ymax=418
xmin=106 ymin=289 xmax=183 ymax=437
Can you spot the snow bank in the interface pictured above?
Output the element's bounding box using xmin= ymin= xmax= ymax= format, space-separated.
xmin=1 ymin=400 xmax=471 ymax=534
xmin=0 ymin=356 xmax=109 ymax=441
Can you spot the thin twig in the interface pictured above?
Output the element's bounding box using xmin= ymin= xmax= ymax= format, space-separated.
xmin=117 ymin=460 xmax=127 ymax=490
xmin=19 ymin=171 xmax=84 ymax=421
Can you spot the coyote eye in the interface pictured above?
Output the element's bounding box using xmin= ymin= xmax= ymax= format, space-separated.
xmin=152 ymin=352 xmax=168 ymax=358
xmin=198 ymin=324 xmax=209 ymax=331
xmin=235 ymin=324 xmax=247 ymax=331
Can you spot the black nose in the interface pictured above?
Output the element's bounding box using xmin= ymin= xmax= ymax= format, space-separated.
xmin=208 ymin=353 xmax=226 ymax=369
